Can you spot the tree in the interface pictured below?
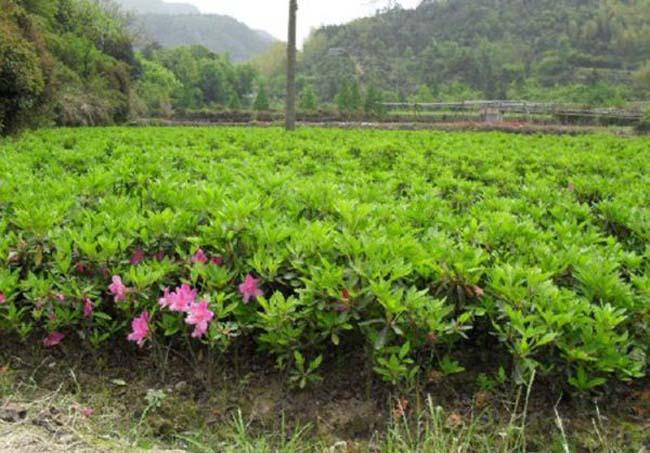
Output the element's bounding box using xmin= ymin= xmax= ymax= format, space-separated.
xmin=299 ymin=84 xmax=318 ymax=111
xmin=337 ymin=80 xmax=351 ymax=115
xmin=136 ymin=58 xmax=182 ymax=116
xmin=199 ymin=59 xmax=227 ymax=105
xmin=254 ymin=82 xmax=270 ymax=111
xmin=228 ymin=90 xmax=241 ymax=110
xmin=285 ymin=0 xmax=298 ymax=130
xmin=364 ymin=84 xmax=386 ymax=117
xmin=349 ymin=80 xmax=362 ymax=113
xmin=337 ymin=79 xmax=361 ymax=117
xmin=409 ymin=85 xmax=435 ymax=103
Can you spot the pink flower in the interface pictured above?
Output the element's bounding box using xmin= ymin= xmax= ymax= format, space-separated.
xmin=108 ymin=276 xmax=128 ymax=302
xmin=55 ymin=294 xmax=65 ymax=302
xmin=158 ymin=287 xmax=171 ymax=308
xmin=191 ymin=249 xmax=208 ymax=264
xmin=159 ymin=284 xmax=196 ymax=312
xmin=43 ymin=332 xmax=65 ymax=347
xmin=154 ymin=250 xmax=166 ymax=261
xmin=83 ymin=298 xmax=94 ymax=319
xmin=239 ymin=274 xmax=263 ymax=304
xmin=0 ymin=293 xmax=6 ymax=304
xmin=130 ymin=247 xmax=145 ymax=265
xmin=127 ymin=311 xmax=150 ymax=347
xmin=210 ymin=256 xmax=224 ymax=266
xmin=185 ymin=301 xmax=214 ymax=338
xmin=81 ymin=407 xmax=95 ymax=417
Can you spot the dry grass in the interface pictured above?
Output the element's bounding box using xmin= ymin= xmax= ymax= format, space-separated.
xmin=0 ymin=382 xmax=184 ymax=452
xmin=1 ymin=387 xmax=109 ymax=452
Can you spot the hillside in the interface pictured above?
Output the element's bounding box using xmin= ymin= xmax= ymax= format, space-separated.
xmin=114 ymin=0 xmax=277 ymax=61
xmin=0 ymin=0 xmax=136 ymax=133
xmin=301 ymin=0 xmax=650 ymax=104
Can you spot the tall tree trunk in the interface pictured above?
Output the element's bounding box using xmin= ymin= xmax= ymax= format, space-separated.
xmin=285 ymin=0 xmax=298 ymax=131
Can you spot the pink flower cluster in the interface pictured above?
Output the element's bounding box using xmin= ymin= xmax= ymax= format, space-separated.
xmin=127 ymin=311 xmax=150 ymax=347
xmin=158 ymin=284 xmax=214 ymax=339
xmin=159 ymin=284 xmax=197 ymax=312
xmin=239 ymin=274 xmax=263 ymax=303
xmin=109 ymin=276 xmax=128 ymax=302
xmin=115 ymin=273 xmax=262 ymax=348
xmin=185 ymin=300 xmax=214 ymax=338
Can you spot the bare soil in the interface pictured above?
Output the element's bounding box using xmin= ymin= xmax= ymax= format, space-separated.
xmin=1 ymin=338 xmax=648 ymax=451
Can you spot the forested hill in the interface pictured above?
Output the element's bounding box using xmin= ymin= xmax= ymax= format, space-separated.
xmin=114 ymin=0 xmax=277 ymax=62
xmin=0 ymin=0 xmax=136 ymax=134
xmin=1 ymin=0 xmax=266 ymax=134
xmin=301 ymin=0 xmax=650 ymax=104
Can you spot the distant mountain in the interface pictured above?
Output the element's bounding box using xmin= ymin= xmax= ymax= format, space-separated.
xmin=115 ymin=0 xmax=277 ymax=62
xmin=255 ymin=30 xmax=278 ymax=43
xmin=114 ymin=0 xmax=199 ymax=15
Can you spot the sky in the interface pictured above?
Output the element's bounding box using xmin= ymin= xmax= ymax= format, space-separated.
xmin=174 ymin=0 xmax=421 ymax=45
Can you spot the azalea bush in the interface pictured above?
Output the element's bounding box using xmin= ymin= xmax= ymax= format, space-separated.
xmin=0 ymin=127 xmax=647 ymax=391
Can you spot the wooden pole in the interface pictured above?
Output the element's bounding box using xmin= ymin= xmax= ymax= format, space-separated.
xmin=285 ymin=0 xmax=298 ymax=131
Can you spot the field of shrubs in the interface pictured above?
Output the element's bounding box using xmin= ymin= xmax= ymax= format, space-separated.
xmin=0 ymin=127 xmax=647 ymax=392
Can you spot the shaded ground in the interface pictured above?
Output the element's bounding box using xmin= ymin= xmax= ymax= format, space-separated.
xmin=1 ymin=342 xmax=648 ymax=452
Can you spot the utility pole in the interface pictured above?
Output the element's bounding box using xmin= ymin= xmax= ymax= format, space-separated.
xmin=285 ymin=0 xmax=298 ymax=131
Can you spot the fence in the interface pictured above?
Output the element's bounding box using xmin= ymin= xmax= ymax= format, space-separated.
xmin=381 ymin=101 xmax=647 ymax=125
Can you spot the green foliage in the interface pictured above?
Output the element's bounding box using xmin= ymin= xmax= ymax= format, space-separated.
xmin=363 ymin=84 xmax=386 ymax=118
xmin=289 ymin=351 xmax=323 ymax=389
xmin=633 ymin=61 xmax=650 ymax=95
xmin=337 ymin=79 xmax=362 ymax=117
xmin=253 ymin=83 xmax=270 ymax=111
xmin=509 ymin=81 xmax=628 ymax=107
xmin=0 ymin=5 xmax=45 ymax=134
xmin=299 ymin=84 xmax=318 ymax=112
xmin=409 ymin=85 xmax=435 ymax=104
xmin=0 ymin=127 xmax=647 ymax=392
xmin=135 ymin=57 xmax=181 ymax=117
xmin=136 ymin=46 xmax=259 ymax=116
xmin=0 ymin=0 xmax=136 ymax=133
xmin=301 ymin=0 xmax=650 ymax=104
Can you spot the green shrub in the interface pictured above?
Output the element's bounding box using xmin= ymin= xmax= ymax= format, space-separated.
xmin=0 ymin=128 xmax=647 ymax=392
